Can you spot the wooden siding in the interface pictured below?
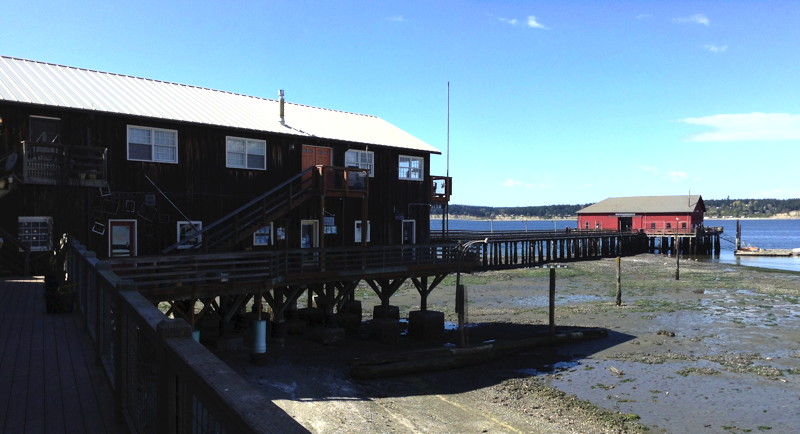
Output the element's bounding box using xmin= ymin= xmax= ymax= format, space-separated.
xmin=1 ymin=101 xmax=437 ymax=261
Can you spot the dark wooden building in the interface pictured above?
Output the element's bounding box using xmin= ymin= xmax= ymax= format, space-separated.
xmin=0 ymin=56 xmax=450 ymax=273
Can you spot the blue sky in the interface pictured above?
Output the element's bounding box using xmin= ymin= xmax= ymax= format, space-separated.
xmin=3 ymin=1 xmax=799 ymax=206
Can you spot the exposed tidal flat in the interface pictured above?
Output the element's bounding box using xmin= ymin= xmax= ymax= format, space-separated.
xmin=221 ymin=254 xmax=800 ymax=433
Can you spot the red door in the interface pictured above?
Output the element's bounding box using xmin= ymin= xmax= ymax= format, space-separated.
xmin=301 ymin=145 xmax=333 ymax=185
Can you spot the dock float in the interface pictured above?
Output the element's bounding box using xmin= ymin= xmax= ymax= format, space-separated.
xmin=734 ymin=248 xmax=800 ymax=257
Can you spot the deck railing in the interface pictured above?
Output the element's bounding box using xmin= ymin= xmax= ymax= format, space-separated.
xmin=22 ymin=142 xmax=108 ymax=186
xmin=66 ymin=240 xmax=306 ymax=433
xmin=111 ymin=243 xmax=463 ymax=293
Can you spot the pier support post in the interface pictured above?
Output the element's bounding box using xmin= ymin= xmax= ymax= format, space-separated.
xmin=549 ymin=268 xmax=556 ymax=335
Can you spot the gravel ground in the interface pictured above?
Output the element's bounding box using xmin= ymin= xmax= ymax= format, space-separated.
xmin=217 ymin=254 xmax=800 ymax=433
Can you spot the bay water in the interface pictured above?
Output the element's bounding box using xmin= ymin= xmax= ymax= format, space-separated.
xmin=431 ymin=218 xmax=800 ymax=273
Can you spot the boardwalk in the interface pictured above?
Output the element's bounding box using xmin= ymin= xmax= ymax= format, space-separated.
xmin=0 ymin=277 xmax=125 ymax=434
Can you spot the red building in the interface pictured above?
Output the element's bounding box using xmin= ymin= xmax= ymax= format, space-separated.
xmin=577 ymin=195 xmax=706 ymax=234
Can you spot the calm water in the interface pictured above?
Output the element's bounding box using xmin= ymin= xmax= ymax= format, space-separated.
xmin=431 ymin=218 xmax=800 ymax=273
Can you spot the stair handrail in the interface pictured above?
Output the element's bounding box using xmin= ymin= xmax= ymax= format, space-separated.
xmin=162 ymin=166 xmax=320 ymax=253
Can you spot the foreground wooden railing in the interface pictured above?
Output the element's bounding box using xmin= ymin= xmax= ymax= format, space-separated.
xmin=66 ymin=240 xmax=306 ymax=434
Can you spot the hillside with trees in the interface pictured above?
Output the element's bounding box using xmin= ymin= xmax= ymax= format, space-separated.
xmin=436 ymin=198 xmax=800 ymax=219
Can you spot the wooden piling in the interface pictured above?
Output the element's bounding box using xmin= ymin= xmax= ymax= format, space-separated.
xmin=615 ymin=257 xmax=622 ymax=306
xmin=549 ymin=267 xmax=556 ymax=335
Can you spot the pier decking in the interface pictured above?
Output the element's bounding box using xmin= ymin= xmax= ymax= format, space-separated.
xmin=0 ymin=277 xmax=124 ymax=433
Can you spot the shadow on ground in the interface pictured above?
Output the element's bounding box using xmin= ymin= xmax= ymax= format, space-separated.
xmin=216 ymin=321 xmax=635 ymax=402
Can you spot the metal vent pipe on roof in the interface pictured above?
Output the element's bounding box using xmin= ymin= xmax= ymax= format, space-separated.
xmin=279 ymin=89 xmax=285 ymax=124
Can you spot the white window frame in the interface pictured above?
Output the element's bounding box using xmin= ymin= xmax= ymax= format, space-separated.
xmin=176 ymin=221 xmax=202 ymax=250
xmin=29 ymin=115 xmax=61 ymax=144
xmin=344 ymin=149 xmax=374 ymax=177
xmin=226 ymin=136 xmax=267 ymax=170
xmin=127 ymin=125 xmax=178 ymax=164
xmin=18 ymin=216 xmax=53 ymax=252
xmin=354 ymin=220 xmax=371 ymax=243
xmin=253 ymin=223 xmax=274 ymax=246
xmin=398 ymin=155 xmax=424 ymax=181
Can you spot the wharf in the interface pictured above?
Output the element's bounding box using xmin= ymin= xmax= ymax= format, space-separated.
xmin=734 ymin=248 xmax=800 ymax=257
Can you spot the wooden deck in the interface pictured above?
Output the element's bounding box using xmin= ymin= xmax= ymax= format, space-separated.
xmin=0 ymin=277 xmax=126 ymax=433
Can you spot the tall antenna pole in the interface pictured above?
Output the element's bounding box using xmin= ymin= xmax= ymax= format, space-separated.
xmin=447 ymin=81 xmax=450 ymax=178
xmin=445 ymin=82 xmax=451 ymax=233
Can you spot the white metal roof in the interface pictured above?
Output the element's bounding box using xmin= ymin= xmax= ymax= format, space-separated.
xmin=0 ymin=55 xmax=440 ymax=154
xmin=577 ymin=195 xmax=705 ymax=214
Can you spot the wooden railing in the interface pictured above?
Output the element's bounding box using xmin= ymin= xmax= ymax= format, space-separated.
xmin=22 ymin=142 xmax=108 ymax=187
xmin=430 ymin=176 xmax=452 ymax=203
xmin=114 ymin=243 xmax=464 ymax=294
xmin=0 ymin=227 xmax=30 ymax=275
xmin=432 ymin=228 xmax=632 ymax=242
xmin=66 ymin=239 xmax=306 ymax=433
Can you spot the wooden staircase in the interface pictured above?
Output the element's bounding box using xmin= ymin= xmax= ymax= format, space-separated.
xmin=163 ymin=166 xmax=322 ymax=253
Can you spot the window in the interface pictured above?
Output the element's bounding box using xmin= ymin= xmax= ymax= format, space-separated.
xmin=398 ymin=155 xmax=423 ymax=181
xmin=681 ymin=222 xmax=687 ymax=229
xmin=354 ymin=220 xmax=371 ymax=243
xmin=127 ymin=125 xmax=178 ymax=163
xmin=345 ymin=149 xmax=374 ymax=177
xmin=226 ymin=137 xmax=266 ymax=170
xmin=29 ymin=116 xmax=60 ymax=143
xmin=666 ymin=222 xmax=672 ymax=229
xmin=650 ymin=223 xmax=656 ymax=229
xmin=176 ymin=221 xmax=202 ymax=249
xmin=253 ymin=224 xmax=273 ymax=246
xmin=18 ymin=216 xmax=53 ymax=252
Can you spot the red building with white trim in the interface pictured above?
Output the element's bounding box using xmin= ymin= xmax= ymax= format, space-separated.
xmin=577 ymin=195 xmax=706 ymax=234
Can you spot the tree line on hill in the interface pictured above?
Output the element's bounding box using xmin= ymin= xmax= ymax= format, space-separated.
xmin=436 ymin=198 xmax=800 ymax=219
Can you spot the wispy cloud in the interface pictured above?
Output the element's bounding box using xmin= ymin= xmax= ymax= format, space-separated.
xmin=667 ymin=171 xmax=689 ymax=182
xmin=386 ymin=15 xmax=404 ymax=23
xmin=703 ymin=44 xmax=727 ymax=53
xmin=498 ymin=17 xmax=518 ymax=26
xmin=680 ymin=113 xmax=800 ymax=142
xmin=636 ymin=14 xmax=652 ymax=20
xmin=673 ymin=13 xmax=710 ymax=26
xmin=527 ymin=15 xmax=547 ymax=29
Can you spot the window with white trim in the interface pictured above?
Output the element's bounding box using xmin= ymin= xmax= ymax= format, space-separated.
xmin=354 ymin=220 xmax=371 ymax=243
xmin=30 ymin=116 xmax=61 ymax=143
xmin=127 ymin=126 xmax=178 ymax=163
xmin=344 ymin=149 xmax=374 ymax=177
xmin=176 ymin=221 xmax=202 ymax=249
xmin=226 ymin=137 xmax=266 ymax=170
xmin=398 ymin=155 xmax=423 ymax=181
xmin=18 ymin=216 xmax=53 ymax=252
xmin=253 ymin=224 xmax=273 ymax=246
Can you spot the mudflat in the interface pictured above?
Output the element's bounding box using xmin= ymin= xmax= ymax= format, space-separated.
xmin=220 ymin=254 xmax=800 ymax=433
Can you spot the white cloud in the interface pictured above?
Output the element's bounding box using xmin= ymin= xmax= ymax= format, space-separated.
xmin=527 ymin=15 xmax=548 ymax=29
xmin=499 ymin=17 xmax=518 ymax=26
xmin=680 ymin=113 xmax=800 ymax=142
xmin=636 ymin=14 xmax=652 ymax=20
xmin=386 ymin=15 xmax=404 ymax=23
xmin=703 ymin=44 xmax=727 ymax=53
xmin=668 ymin=171 xmax=689 ymax=182
xmin=673 ymin=13 xmax=710 ymax=26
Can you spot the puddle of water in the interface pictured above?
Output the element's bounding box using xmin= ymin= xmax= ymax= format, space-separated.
xmin=514 ymin=294 xmax=604 ymax=307
xmin=540 ymin=358 xmax=800 ymax=433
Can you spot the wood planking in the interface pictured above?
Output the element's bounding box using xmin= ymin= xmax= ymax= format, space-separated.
xmin=0 ymin=279 xmax=124 ymax=433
